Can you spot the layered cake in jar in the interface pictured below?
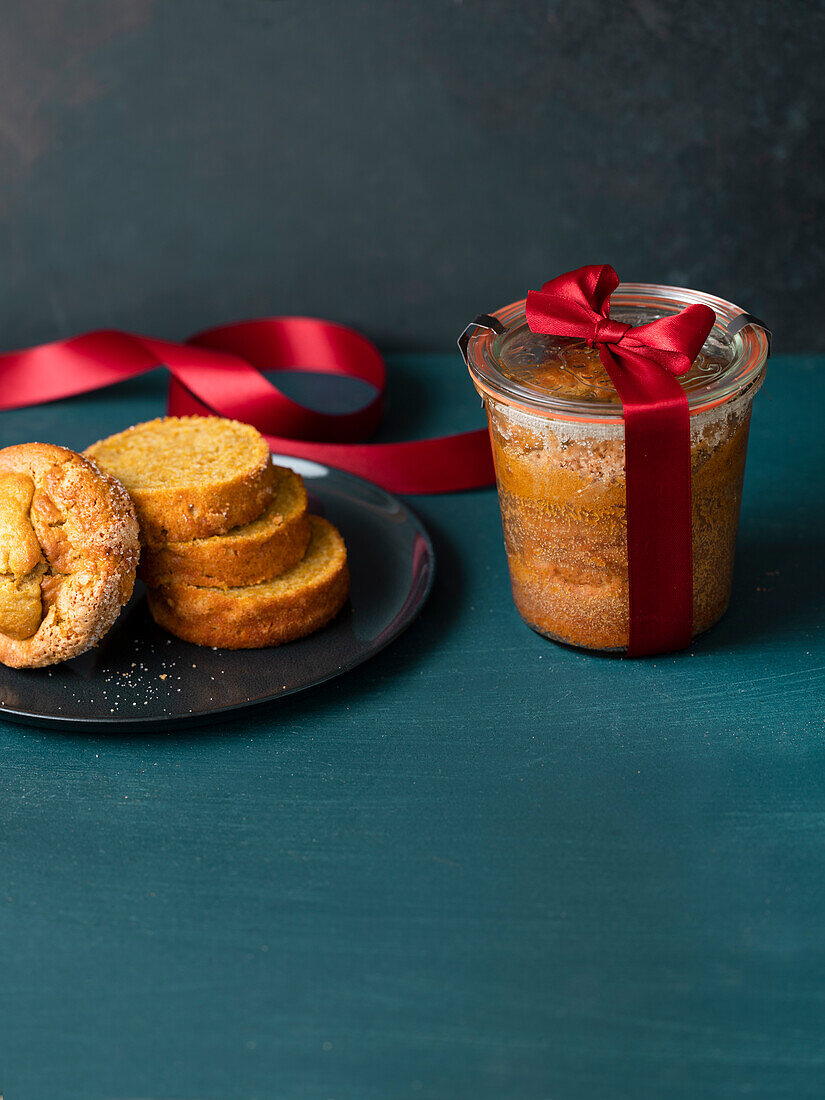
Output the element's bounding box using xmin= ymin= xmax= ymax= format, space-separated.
xmin=464 ymin=285 xmax=769 ymax=652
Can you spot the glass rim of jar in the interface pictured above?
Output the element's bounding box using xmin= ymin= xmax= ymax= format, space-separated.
xmin=464 ymin=283 xmax=769 ymax=424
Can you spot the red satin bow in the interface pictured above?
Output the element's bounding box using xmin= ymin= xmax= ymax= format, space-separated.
xmin=526 ymin=265 xmax=715 ymax=657
xmin=0 ymin=317 xmax=496 ymax=495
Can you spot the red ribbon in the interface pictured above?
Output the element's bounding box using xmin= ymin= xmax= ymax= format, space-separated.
xmin=0 ymin=317 xmax=495 ymax=495
xmin=526 ymin=265 xmax=715 ymax=657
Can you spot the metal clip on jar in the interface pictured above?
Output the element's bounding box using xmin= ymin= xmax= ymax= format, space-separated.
xmin=460 ymin=285 xmax=770 ymax=653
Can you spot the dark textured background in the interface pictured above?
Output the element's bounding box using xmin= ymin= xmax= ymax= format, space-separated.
xmin=0 ymin=0 xmax=821 ymax=353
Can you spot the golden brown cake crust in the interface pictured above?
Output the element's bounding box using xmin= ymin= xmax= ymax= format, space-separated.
xmin=84 ymin=416 xmax=277 ymax=544
xmin=0 ymin=443 xmax=140 ymax=668
xmin=146 ymin=516 xmax=349 ymax=649
xmin=139 ymin=466 xmax=310 ymax=588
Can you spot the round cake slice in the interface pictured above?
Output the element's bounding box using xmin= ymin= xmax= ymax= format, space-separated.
xmin=146 ymin=515 xmax=349 ymax=649
xmin=85 ymin=416 xmax=277 ymax=544
xmin=139 ymin=466 xmax=311 ymax=588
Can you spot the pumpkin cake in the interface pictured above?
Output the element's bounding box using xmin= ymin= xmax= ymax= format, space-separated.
xmin=139 ymin=465 xmax=310 ymax=588
xmin=0 ymin=443 xmax=140 ymax=668
xmin=85 ymin=416 xmax=276 ymax=544
xmin=146 ymin=515 xmax=349 ymax=649
xmin=474 ymin=332 xmax=760 ymax=650
xmin=488 ymin=392 xmax=752 ymax=650
xmin=465 ymin=283 xmax=769 ymax=653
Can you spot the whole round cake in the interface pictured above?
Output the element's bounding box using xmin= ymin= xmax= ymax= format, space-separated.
xmin=0 ymin=443 xmax=140 ymax=668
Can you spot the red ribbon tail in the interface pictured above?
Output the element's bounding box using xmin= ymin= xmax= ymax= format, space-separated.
xmin=0 ymin=321 xmax=496 ymax=496
xmin=597 ymin=346 xmax=694 ymax=656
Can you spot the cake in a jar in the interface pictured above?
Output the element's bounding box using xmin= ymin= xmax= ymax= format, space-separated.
xmin=464 ymin=286 xmax=769 ymax=652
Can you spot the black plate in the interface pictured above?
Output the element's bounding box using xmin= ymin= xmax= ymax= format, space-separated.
xmin=0 ymin=456 xmax=434 ymax=731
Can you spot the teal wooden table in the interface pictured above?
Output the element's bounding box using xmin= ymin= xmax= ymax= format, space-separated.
xmin=2 ymin=353 xmax=823 ymax=1100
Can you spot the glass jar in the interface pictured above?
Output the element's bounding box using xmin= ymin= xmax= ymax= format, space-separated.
xmin=463 ymin=285 xmax=769 ymax=653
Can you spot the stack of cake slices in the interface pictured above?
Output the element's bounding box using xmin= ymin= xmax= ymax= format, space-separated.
xmin=85 ymin=417 xmax=349 ymax=649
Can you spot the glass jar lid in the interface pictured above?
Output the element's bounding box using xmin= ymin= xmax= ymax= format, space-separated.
xmin=464 ymin=284 xmax=769 ymax=422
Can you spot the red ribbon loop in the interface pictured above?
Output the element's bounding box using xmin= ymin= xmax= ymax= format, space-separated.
xmin=527 ymin=264 xmax=716 ymax=657
xmin=0 ymin=317 xmax=496 ymax=496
